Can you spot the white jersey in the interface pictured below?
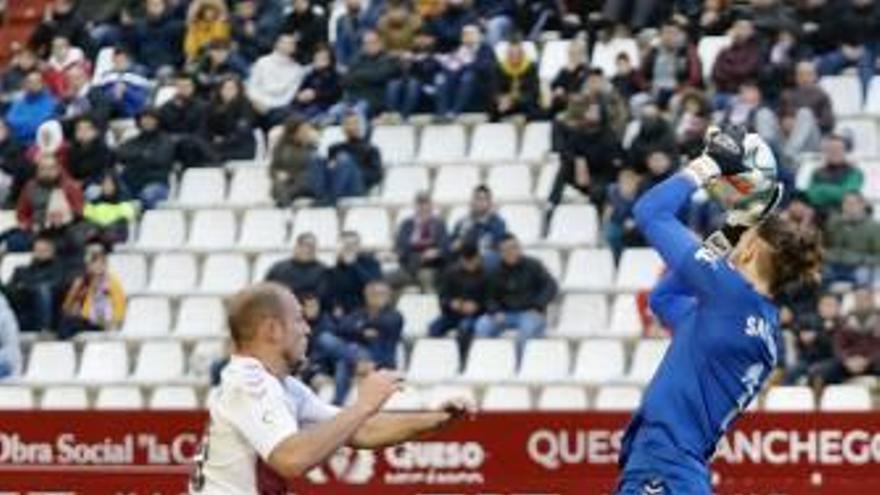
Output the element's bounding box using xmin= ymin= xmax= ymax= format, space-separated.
xmin=191 ymin=355 xmax=339 ymax=495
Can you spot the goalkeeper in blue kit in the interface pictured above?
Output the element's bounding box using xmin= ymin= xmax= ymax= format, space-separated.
xmin=615 ymin=127 xmax=823 ymax=494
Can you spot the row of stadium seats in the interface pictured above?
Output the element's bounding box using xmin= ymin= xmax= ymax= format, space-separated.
xmin=1 ymin=382 xmax=870 ymax=412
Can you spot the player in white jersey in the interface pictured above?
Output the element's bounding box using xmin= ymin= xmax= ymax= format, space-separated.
xmin=191 ymin=282 xmax=472 ymax=494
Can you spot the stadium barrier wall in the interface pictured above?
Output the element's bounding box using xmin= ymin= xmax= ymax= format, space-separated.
xmin=0 ymin=411 xmax=879 ymax=494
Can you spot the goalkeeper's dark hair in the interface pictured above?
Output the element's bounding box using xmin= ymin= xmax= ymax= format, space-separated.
xmin=755 ymin=214 xmax=824 ymax=299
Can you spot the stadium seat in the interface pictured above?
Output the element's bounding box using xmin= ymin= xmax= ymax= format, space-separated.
xmin=91 ymin=47 xmax=115 ymax=83
xmin=469 ymin=123 xmax=518 ymax=162
xmin=252 ymin=252 xmax=289 ymax=283
xmin=133 ymin=341 xmax=186 ymax=383
xmin=562 ymin=248 xmax=615 ymax=292
xmin=239 ymin=209 xmax=289 ymax=249
xmin=174 ymin=297 xmax=226 ymax=338
xmin=200 ymin=253 xmax=249 ymax=295
xmin=26 ymin=342 xmax=76 ymax=383
xmin=615 ymin=248 xmax=663 ymax=291
xmin=190 ymin=340 xmax=227 ymax=380
xmin=291 ymin=208 xmax=339 ymax=249
xmin=445 ymin=204 xmax=470 ymax=233
xmin=572 ymin=339 xmax=626 ymax=384
xmin=836 ymin=118 xmax=879 ymax=156
xmin=95 ymin=386 xmax=144 ymax=410
xmin=41 ymin=386 xmax=88 ymax=409
xmin=318 ymin=125 xmax=344 ymax=155
xmin=397 ymin=294 xmax=439 ymax=338
xmin=534 ymin=160 xmax=560 ymax=198
xmin=109 ymin=253 xmax=148 ymax=293
xmin=177 ymin=167 xmax=226 ymax=207
xmin=696 ymin=35 xmax=731 ymax=81
xmin=864 ymin=75 xmax=880 ymax=114
xmin=151 ymin=386 xmax=199 ymax=410
xmin=153 ymin=85 xmax=177 ymax=107
xmin=594 ymin=385 xmax=643 ymax=411
xmin=860 ymin=161 xmax=880 ymax=202
xmin=372 ymin=125 xmax=416 ymax=164
xmin=481 ymin=385 xmax=532 ymax=411
xmin=537 ymin=385 xmax=588 ymax=411
xmin=380 ymin=167 xmax=430 ymax=205
xmin=1 ymin=253 xmax=31 ymax=285
xmin=591 ymin=37 xmax=640 ymax=76
xmin=520 ymin=122 xmax=552 ymax=161
xmin=545 ymin=204 xmax=599 ymax=247
xmin=0 ymin=210 xmax=17 ymax=233
xmin=418 ymin=125 xmax=467 ymax=163
xmin=228 ymin=167 xmax=272 ymax=206
xmin=524 ymin=248 xmax=562 ymax=281
xmin=149 ymin=253 xmax=198 ymax=294
xmin=518 ymin=340 xmax=570 ymax=382
xmin=188 ymin=209 xmax=237 ymax=250
xmin=425 ymin=385 xmax=477 ymax=409
xmin=343 ymin=207 xmax=391 ymax=250
xmin=764 ymin=386 xmax=816 ymax=412
xmin=77 ymin=341 xmax=129 ymax=383
xmin=539 ymin=39 xmax=571 ymax=82
xmin=406 ymin=339 xmax=460 ymax=382
xmin=0 ymin=386 xmax=34 ymax=409
xmin=499 ymin=204 xmax=542 ymax=245
xmin=383 ymin=387 xmax=424 ymax=411
xmin=819 ymin=76 xmax=862 ymax=117
xmin=120 ymin=297 xmax=172 ymax=339
xmin=819 ymin=385 xmax=872 ymax=411
xmin=138 ymin=210 xmax=187 ymax=249
xmin=462 ymin=339 xmax=516 ymax=382
xmin=606 ymin=295 xmax=643 ymax=338
xmin=487 ymin=165 xmax=532 ymax=202
xmin=433 ymin=165 xmax=480 ymax=204
xmin=556 ymin=294 xmax=609 ymax=337
xmin=627 ymin=339 xmax=670 ymax=384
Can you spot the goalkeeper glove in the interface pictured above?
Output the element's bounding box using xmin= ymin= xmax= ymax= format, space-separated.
xmin=685 ymin=125 xmax=748 ymax=186
xmin=703 ymin=182 xmax=786 ymax=257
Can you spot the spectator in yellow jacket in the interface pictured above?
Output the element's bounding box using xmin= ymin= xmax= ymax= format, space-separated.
xmin=59 ymin=245 xmax=126 ymax=339
xmin=184 ymin=0 xmax=231 ymax=62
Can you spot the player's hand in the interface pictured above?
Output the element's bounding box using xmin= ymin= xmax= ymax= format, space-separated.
xmin=436 ymin=396 xmax=477 ymax=428
xmin=703 ymin=125 xmax=747 ymax=176
xmin=355 ymin=369 xmax=404 ymax=415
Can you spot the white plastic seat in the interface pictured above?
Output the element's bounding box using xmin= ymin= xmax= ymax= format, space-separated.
xmin=149 ymin=253 xmax=198 ymax=294
xmin=95 ymin=386 xmax=143 ymax=410
xmin=594 ymin=385 xmax=643 ymax=411
xmin=605 ymin=294 xmax=643 ymax=338
xmin=469 ymin=123 xmax=517 ymax=161
xmin=462 ymin=339 xmax=516 ymax=382
xmin=864 ymin=75 xmax=880 ymax=114
xmin=482 ymin=385 xmax=532 ymax=411
xmin=572 ymin=339 xmax=625 ymax=384
xmin=764 ymin=386 xmax=815 ymax=412
xmin=562 ymin=248 xmax=615 ymax=292
xmin=518 ymin=340 xmax=570 ymax=382
xmin=239 ymin=209 xmax=288 ymax=249
xmin=228 ymin=167 xmax=271 ymax=206
xmin=445 ymin=205 xmax=470 ymax=233
xmin=120 ymin=297 xmax=172 ymax=339
xmin=425 ymin=384 xmax=476 ymax=409
xmin=108 ymin=253 xmax=148 ymax=293
xmin=291 ymin=208 xmax=339 ymax=249
xmin=380 ymin=167 xmax=430 ymax=204
xmin=836 ymin=118 xmax=879 ymax=156
xmin=0 ymin=386 xmax=34 ymax=409
xmin=151 ymin=386 xmax=199 ymax=410
xmin=41 ymin=386 xmax=88 ymax=409
xmin=252 ymin=252 xmax=289 ymax=283
xmin=406 ymin=339 xmax=459 ymax=382
xmin=546 ymin=204 xmax=599 ymax=247
xmin=133 ymin=341 xmax=185 ymax=383
xmin=188 ymin=209 xmax=237 ymax=249
xmin=520 ymin=122 xmax=552 ymax=161
xmin=200 ymin=253 xmax=249 ymax=295
xmin=77 ymin=341 xmax=129 ymax=383
xmin=591 ymin=37 xmax=640 ymax=76
xmin=190 ymin=340 xmax=227 ymax=380
xmin=154 ymin=85 xmax=177 ymax=107
xmin=343 ymin=207 xmax=391 ymax=250
xmin=499 ymin=204 xmax=542 ymax=245
xmin=174 ymin=297 xmax=226 ymax=338
xmin=487 ymin=165 xmax=532 ymax=202
xmin=860 ymin=161 xmax=880 ymax=202
xmin=819 ymin=76 xmax=862 ymax=117
xmin=627 ymin=339 xmax=670 ymax=384
xmin=373 ymin=125 xmax=416 ymax=164
xmin=177 ymin=167 xmax=226 ymax=207
xmin=91 ymin=47 xmax=115 ymax=83
xmin=534 ymin=160 xmax=560 ymax=199
xmin=615 ymin=248 xmax=664 ymax=291
xmin=418 ymin=125 xmax=466 ymax=163
xmin=539 ymin=39 xmax=571 ymax=82
xmin=819 ymin=384 xmax=872 ymax=411
xmin=0 ymin=253 xmax=31 ymax=284
xmin=138 ymin=210 xmax=186 ymax=249
xmin=0 ymin=210 xmax=17 ymax=234
xmin=697 ymin=35 xmax=731 ymax=81
xmin=26 ymin=342 xmax=76 ymax=383
xmin=432 ymin=165 xmax=480 ymax=204
xmin=537 ymin=385 xmax=588 ymax=411
xmin=524 ymin=248 xmax=562 ymax=281
xmin=556 ymin=294 xmax=608 ymax=337
xmin=318 ymin=125 xmax=344 ymax=155
xmin=397 ymin=294 xmax=439 ymax=338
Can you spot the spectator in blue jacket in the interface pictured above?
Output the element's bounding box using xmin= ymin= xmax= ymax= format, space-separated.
xmin=335 ymin=0 xmax=373 ymax=69
xmin=128 ymin=0 xmax=185 ymax=75
xmin=231 ymin=0 xmax=280 ymax=62
xmin=6 ymin=71 xmax=58 ymax=145
xmin=328 ymin=231 xmax=383 ymax=317
xmin=93 ymin=48 xmax=151 ymax=119
xmin=435 ymin=24 xmax=496 ymax=119
xmin=386 ymin=29 xmax=443 ymax=119
xmin=474 ymin=0 xmax=515 ymax=45
xmin=291 ymin=45 xmax=342 ymax=120
xmin=425 ymin=0 xmax=478 ymax=52
xmin=450 ymin=184 xmax=507 ymax=269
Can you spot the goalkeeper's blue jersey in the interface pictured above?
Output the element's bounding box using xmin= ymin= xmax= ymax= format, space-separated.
xmin=618 ymin=174 xmax=781 ymax=485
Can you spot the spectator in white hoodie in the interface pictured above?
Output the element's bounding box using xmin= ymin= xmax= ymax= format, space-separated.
xmin=246 ymin=33 xmax=307 ymax=128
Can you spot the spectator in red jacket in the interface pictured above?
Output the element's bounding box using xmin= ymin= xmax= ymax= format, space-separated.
xmin=41 ymin=34 xmax=90 ymax=99
xmin=813 ymin=287 xmax=880 ymax=384
xmin=711 ymin=16 xmax=762 ymax=105
xmin=17 ymin=153 xmax=83 ymax=235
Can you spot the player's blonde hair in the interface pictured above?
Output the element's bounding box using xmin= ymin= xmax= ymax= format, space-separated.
xmin=226 ymin=283 xmax=289 ymax=346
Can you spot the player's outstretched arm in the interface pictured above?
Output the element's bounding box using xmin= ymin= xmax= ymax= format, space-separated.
xmin=350 ymin=397 xmax=475 ymax=449
xmin=266 ymin=370 xmax=403 ymax=478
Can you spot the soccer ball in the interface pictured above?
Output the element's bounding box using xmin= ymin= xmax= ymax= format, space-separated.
xmin=706 ymin=133 xmax=780 ymax=216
